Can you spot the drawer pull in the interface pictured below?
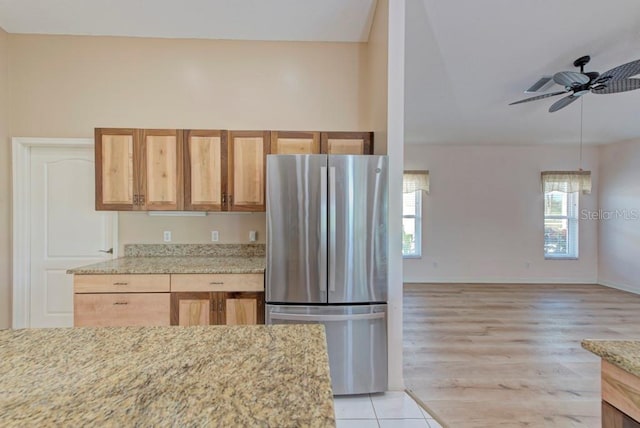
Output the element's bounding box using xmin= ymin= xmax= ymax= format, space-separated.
xmin=113 ymin=282 xmax=129 ymax=285
xmin=209 ymin=281 xmax=224 ymax=285
xmin=113 ymin=301 xmax=129 ymax=305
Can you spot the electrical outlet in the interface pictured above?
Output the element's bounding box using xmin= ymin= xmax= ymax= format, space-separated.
xmin=163 ymin=231 xmax=172 ymax=242
xmin=249 ymin=230 xmax=257 ymax=242
xmin=211 ymin=231 xmax=219 ymax=242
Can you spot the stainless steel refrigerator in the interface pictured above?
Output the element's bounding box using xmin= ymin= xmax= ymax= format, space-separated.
xmin=265 ymin=154 xmax=388 ymax=395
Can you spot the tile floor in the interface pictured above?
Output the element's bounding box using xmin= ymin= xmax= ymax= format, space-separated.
xmin=334 ymin=391 xmax=443 ymax=428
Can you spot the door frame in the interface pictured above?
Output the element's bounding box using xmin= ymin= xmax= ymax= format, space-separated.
xmin=12 ymin=137 xmax=119 ymax=328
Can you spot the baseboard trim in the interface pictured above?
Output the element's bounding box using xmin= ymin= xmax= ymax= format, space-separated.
xmin=598 ymin=279 xmax=640 ymax=295
xmin=403 ymin=277 xmax=598 ymax=284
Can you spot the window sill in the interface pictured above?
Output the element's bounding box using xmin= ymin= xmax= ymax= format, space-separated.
xmin=544 ymin=257 xmax=578 ymax=260
xmin=403 ymin=255 xmax=422 ymax=259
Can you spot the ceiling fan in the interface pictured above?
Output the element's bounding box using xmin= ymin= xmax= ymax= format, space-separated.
xmin=509 ymin=55 xmax=640 ymax=112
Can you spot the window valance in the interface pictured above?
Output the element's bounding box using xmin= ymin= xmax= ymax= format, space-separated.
xmin=541 ymin=170 xmax=591 ymax=194
xmin=403 ymin=171 xmax=429 ymax=194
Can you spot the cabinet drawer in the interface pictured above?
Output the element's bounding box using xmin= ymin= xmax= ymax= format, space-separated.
xmin=74 ymin=274 xmax=170 ymax=293
xmin=74 ymin=293 xmax=170 ymax=327
xmin=171 ymin=274 xmax=264 ymax=292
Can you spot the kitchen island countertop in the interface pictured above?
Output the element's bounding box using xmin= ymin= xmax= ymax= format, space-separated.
xmin=582 ymin=340 xmax=640 ymax=378
xmin=0 ymin=324 xmax=335 ymax=427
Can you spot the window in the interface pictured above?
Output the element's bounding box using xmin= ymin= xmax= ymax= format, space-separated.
xmin=402 ymin=171 xmax=428 ymax=258
xmin=541 ymin=171 xmax=589 ymax=259
xmin=544 ymin=188 xmax=578 ymax=259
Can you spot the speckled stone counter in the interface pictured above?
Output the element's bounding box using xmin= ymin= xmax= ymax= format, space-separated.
xmin=67 ymin=256 xmax=265 ymax=274
xmin=67 ymin=244 xmax=266 ymax=275
xmin=0 ymin=325 xmax=335 ymax=427
xmin=124 ymin=244 xmax=265 ymax=258
xmin=582 ymin=340 xmax=640 ymax=378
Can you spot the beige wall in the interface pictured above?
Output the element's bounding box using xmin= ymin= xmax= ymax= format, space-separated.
xmin=4 ymin=33 xmax=370 ymax=325
xmin=118 ymin=213 xmax=266 ymax=252
xmin=0 ymin=27 xmax=9 ymax=328
xmin=367 ymin=0 xmax=389 ymax=154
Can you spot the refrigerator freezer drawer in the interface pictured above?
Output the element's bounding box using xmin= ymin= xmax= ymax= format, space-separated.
xmin=266 ymin=304 xmax=388 ymax=395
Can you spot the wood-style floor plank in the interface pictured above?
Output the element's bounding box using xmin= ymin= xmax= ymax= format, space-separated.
xmin=404 ymin=283 xmax=640 ymax=428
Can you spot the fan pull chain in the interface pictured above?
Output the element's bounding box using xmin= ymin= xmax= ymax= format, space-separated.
xmin=579 ymin=97 xmax=584 ymax=171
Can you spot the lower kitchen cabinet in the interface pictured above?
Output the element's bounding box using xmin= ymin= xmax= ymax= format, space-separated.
xmin=171 ymin=292 xmax=214 ymax=326
xmin=74 ymin=293 xmax=170 ymax=327
xmin=73 ymin=273 xmax=265 ymax=327
xmin=220 ymin=292 xmax=265 ymax=325
xmin=73 ymin=274 xmax=171 ymax=327
xmin=170 ymin=292 xmax=265 ymax=326
xmin=603 ymin=401 xmax=640 ymax=428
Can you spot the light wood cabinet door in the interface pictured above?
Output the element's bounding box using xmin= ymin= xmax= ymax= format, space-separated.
xmin=228 ymin=131 xmax=270 ymax=212
xmin=95 ymin=128 xmax=138 ymax=210
xmin=74 ymin=293 xmax=170 ymax=327
xmin=216 ymin=292 xmax=265 ymax=325
xmin=184 ymin=130 xmax=227 ymax=211
xmin=139 ymin=129 xmax=183 ymax=211
xmin=321 ymin=132 xmax=373 ymax=155
xmin=270 ymin=131 xmax=320 ymax=155
xmin=170 ymin=292 xmax=214 ymax=326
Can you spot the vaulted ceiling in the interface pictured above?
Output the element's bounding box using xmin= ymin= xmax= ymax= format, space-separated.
xmin=405 ymin=0 xmax=640 ymax=145
xmin=2 ymin=0 xmax=640 ymax=145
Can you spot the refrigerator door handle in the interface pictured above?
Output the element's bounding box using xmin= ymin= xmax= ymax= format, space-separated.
xmin=320 ymin=166 xmax=328 ymax=298
xmin=269 ymin=312 xmax=385 ymax=322
xmin=328 ymin=166 xmax=337 ymax=293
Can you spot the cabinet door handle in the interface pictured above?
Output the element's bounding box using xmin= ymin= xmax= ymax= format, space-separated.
xmin=209 ymin=281 xmax=224 ymax=285
xmin=133 ymin=195 xmax=139 ymax=205
xmin=113 ymin=282 xmax=129 ymax=285
xmin=113 ymin=301 xmax=129 ymax=305
xmin=228 ymin=195 xmax=233 ymax=207
xmin=98 ymin=248 xmax=113 ymax=254
xmin=222 ymin=193 xmax=226 ymax=204
xmin=218 ymin=301 xmax=223 ymax=313
xmin=139 ymin=195 xmax=145 ymax=205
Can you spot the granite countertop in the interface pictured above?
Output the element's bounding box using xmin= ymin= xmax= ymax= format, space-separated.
xmin=0 ymin=325 xmax=335 ymax=427
xmin=67 ymin=244 xmax=266 ymax=275
xmin=66 ymin=256 xmax=265 ymax=274
xmin=582 ymin=340 xmax=640 ymax=377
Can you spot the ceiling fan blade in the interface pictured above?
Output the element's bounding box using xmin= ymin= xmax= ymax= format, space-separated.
xmin=548 ymin=94 xmax=580 ymax=112
xmin=596 ymin=59 xmax=640 ymax=83
xmin=592 ymin=78 xmax=640 ymax=94
xmin=553 ymin=71 xmax=589 ymax=87
xmin=509 ymin=90 xmax=567 ymax=106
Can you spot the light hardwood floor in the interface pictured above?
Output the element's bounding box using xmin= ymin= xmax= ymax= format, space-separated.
xmin=404 ymin=283 xmax=640 ymax=428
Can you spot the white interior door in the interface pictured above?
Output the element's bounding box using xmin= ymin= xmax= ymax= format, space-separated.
xmin=28 ymin=146 xmax=116 ymax=327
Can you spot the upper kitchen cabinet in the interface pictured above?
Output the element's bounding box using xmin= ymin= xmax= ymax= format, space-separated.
xmin=95 ymin=128 xmax=183 ymax=211
xmin=183 ymin=130 xmax=227 ymax=211
xmin=321 ymin=132 xmax=374 ymax=155
xmin=270 ymin=131 xmax=320 ymax=155
xmin=95 ymin=128 xmax=137 ymax=210
xmin=228 ymin=131 xmax=270 ymax=212
xmin=139 ymin=129 xmax=183 ymax=211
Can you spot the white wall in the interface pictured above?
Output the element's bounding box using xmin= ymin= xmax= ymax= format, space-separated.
xmin=403 ymin=144 xmax=599 ymax=283
xmin=598 ymin=139 xmax=640 ymax=293
xmin=386 ymin=0 xmax=405 ymax=391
